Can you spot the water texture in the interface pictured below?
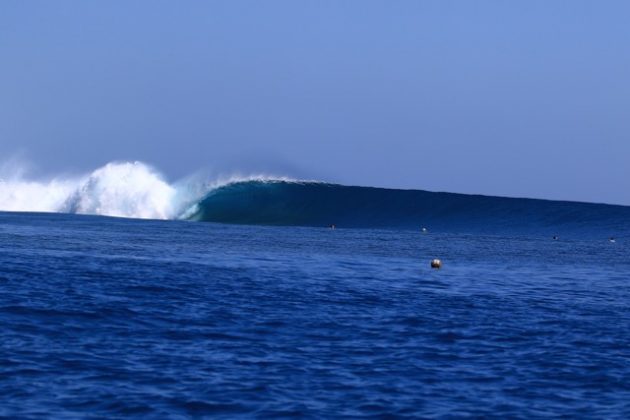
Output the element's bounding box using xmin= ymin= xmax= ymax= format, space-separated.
xmin=3 ymin=161 xmax=630 ymax=238
xmin=1 ymin=212 xmax=629 ymax=418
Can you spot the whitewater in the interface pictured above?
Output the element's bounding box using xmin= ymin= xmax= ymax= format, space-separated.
xmin=2 ymin=160 xmax=629 ymax=238
xmin=2 ymin=162 xmax=630 ymax=418
xmin=0 ymin=161 xmax=289 ymax=220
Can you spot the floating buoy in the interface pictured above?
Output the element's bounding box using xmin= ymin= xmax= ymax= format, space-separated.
xmin=431 ymin=259 xmax=442 ymax=269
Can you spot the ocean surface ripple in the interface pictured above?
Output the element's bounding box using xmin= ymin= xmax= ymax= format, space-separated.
xmin=1 ymin=212 xmax=629 ymax=418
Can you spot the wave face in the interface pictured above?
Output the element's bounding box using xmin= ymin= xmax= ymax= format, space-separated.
xmin=2 ymin=161 xmax=629 ymax=236
xmin=188 ymin=180 xmax=630 ymax=236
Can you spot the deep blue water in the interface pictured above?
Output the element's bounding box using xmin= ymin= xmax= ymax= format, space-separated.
xmin=190 ymin=181 xmax=630 ymax=236
xmin=1 ymin=211 xmax=629 ymax=418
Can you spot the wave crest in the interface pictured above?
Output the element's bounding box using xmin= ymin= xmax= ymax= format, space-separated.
xmin=1 ymin=160 xmax=629 ymax=236
xmin=0 ymin=160 xmax=298 ymax=220
xmin=61 ymin=162 xmax=177 ymax=219
xmin=0 ymin=161 xmax=184 ymax=219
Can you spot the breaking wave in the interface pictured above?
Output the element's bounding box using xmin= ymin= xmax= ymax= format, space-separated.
xmin=0 ymin=162 xmax=180 ymax=219
xmin=0 ymin=161 xmax=299 ymax=221
xmin=1 ymin=160 xmax=629 ymax=236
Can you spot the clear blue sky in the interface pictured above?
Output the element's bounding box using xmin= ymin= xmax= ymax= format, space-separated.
xmin=1 ymin=1 xmax=629 ymax=204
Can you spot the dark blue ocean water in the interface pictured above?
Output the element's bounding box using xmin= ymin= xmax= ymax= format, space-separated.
xmin=1 ymin=211 xmax=629 ymax=418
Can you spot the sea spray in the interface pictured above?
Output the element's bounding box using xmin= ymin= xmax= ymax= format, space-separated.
xmin=0 ymin=160 xmax=295 ymax=220
xmin=61 ymin=162 xmax=177 ymax=219
xmin=0 ymin=161 xmax=183 ymax=219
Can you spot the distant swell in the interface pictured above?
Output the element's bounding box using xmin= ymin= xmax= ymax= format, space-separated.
xmin=1 ymin=161 xmax=629 ymax=236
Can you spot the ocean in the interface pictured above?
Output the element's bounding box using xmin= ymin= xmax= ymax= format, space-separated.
xmin=1 ymin=163 xmax=630 ymax=417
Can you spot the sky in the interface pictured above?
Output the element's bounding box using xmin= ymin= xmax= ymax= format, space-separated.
xmin=1 ymin=0 xmax=629 ymax=205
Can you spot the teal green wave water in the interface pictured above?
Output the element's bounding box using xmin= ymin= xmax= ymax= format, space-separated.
xmin=188 ymin=180 xmax=630 ymax=237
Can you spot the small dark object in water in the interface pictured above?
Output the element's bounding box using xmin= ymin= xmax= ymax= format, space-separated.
xmin=431 ymin=259 xmax=442 ymax=269
xmin=553 ymin=236 xmax=559 ymax=240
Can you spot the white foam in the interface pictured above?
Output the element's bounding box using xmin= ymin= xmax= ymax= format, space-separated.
xmin=0 ymin=161 xmax=177 ymax=219
xmin=0 ymin=178 xmax=77 ymax=213
xmin=0 ymin=160 xmax=303 ymax=220
xmin=62 ymin=162 xmax=177 ymax=219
